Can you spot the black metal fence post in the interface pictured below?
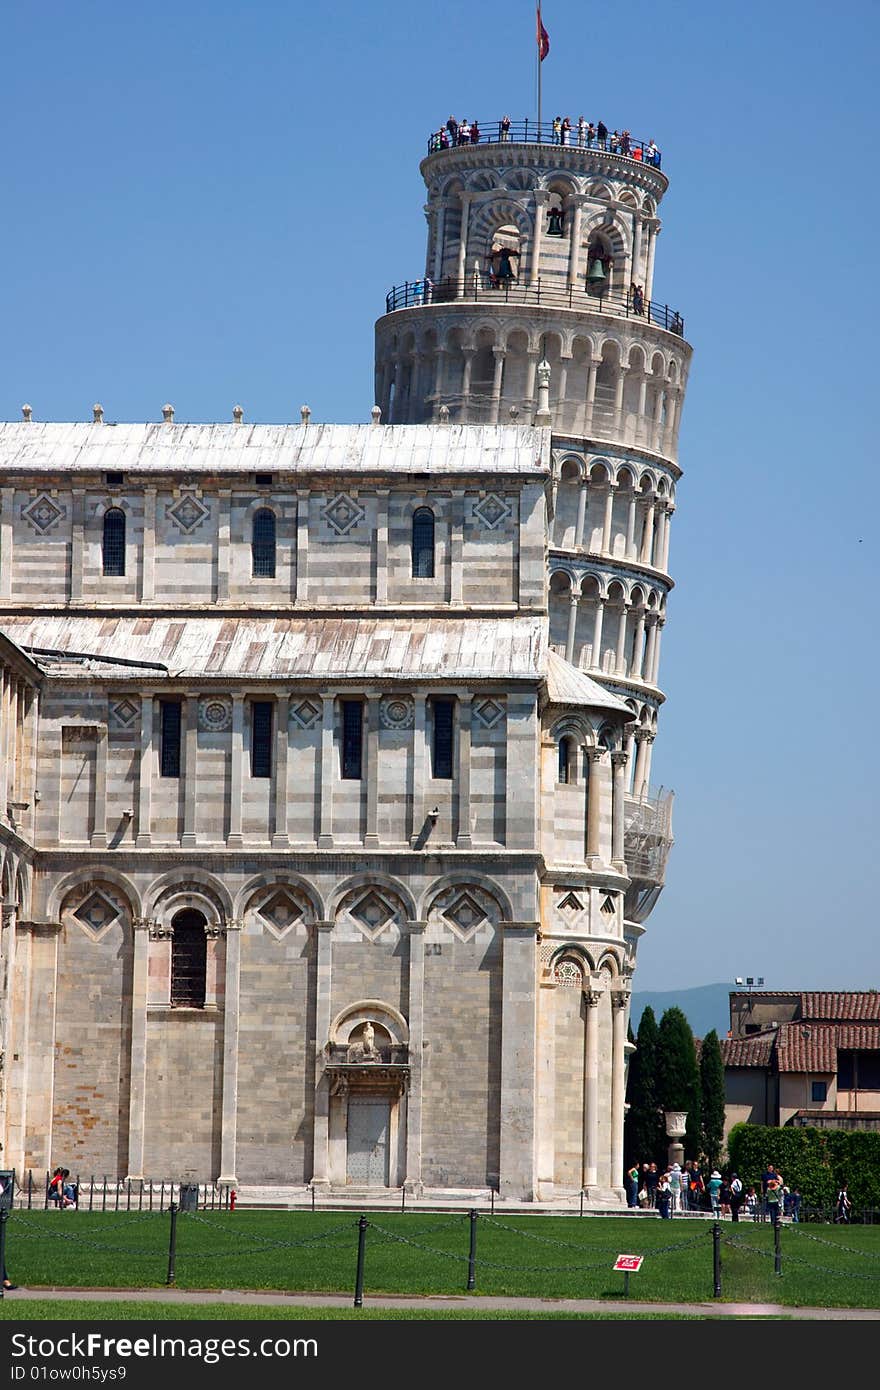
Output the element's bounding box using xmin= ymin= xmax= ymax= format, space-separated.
xmin=88 ymin=1177 xmax=94 ymax=1212
xmin=101 ymin=1176 xmax=107 ymax=1212
xmin=774 ymin=1217 xmax=782 ymax=1275
xmin=166 ymin=1202 xmax=178 ymax=1286
xmin=27 ymin=1171 xmax=32 ymax=1210
xmin=580 ymin=1189 xmax=584 ymax=1218
xmin=467 ymin=1209 xmax=478 ymax=1291
xmin=43 ymin=1170 xmax=49 ymax=1211
xmin=353 ymin=1214 xmax=368 ymax=1308
xmin=712 ymin=1221 xmax=722 ymax=1298
xmin=490 ymin=1186 xmax=495 ymax=1216
xmin=0 ymin=1208 xmax=8 ymax=1300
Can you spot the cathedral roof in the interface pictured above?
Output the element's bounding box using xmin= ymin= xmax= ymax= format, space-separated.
xmin=543 ymin=649 xmax=635 ymax=719
xmin=0 ymin=421 xmax=550 ymax=477
xmin=0 ymin=614 xmax=546 ymax=682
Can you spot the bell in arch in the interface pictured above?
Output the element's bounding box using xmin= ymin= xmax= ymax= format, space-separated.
xmin=586 ymin=255 xmax=607 ymax=286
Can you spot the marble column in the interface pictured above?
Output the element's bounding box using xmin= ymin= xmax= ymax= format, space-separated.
xmin=644 ymin=618 xmax=659 ymax=687
xmin=567 ymin=196 xmax=584 ymax=286
xmin=610 ymin=751 xmax=628 ymax=871
xmin=90 ymin=725 xmax=108 ymax=847
xmin=272 ymin=693 xmax=290 ymax=847
xmin=140 ymin=487 xmax=156 ymax=602
xmin=490 ymin=347 xmax=506 ymax=424
xmin=640 ymin=500 xmax=656 ymax=566
xmin=614 ymin=604 xmax=629 ymax=675
xmin=226 ymin=694 xmax=244 ymax=847
xmin=610 ymin=988 xmax=630 ymax=1192
xmin=365 ymin=694 xmax=381 ymax=848
xmin=575 ymin=480 xmax=589 ymax=548
xmin=295 ymin=490 xmax=310 ymax=603
xmin=318 ymin=695 xmax=335 ymax=848
xmin=530 ymin=191 xmax=549 ymax=285
xmin=404 ymin=920 xmax=428 ymax=1192
xmin=125 ymin=918 xmax=151 ymax=1181
xmin=660 ymin=505 xmax=674 ymax=572
xmin=630 ymin=610 xmax=646 ymax=680
xmin=456 ymin=193 xmax=472 ymax=293
xmin=585 ymin=747 xmax=605 ymax=864
xmin=218 ymin=919 xmax=242 ymax=1184
xmin=601 ymin=486 xmax=615 ymax=553
xmin=455 ymin=696 xmax=472 ymax=848
xmin=591 ymin=599 xmax=605 ymax=672
xmin=181 ymin=696 xmax=199 ymax=847
xmin=565 ymin=591 xmax=579 ymax=664
xmin=409 ymin=694 xmax=427 ymax=847
xmin=310 ymin=921 xmax=335 ymax=1186
xmin=135 ymin=696 xmax=153 ymax=847
xmin=583 ymin=986 xmax=603 ymax=1188
xmin=584 ymin=357 xmax=600 ymax=435
xmin=499 ymin=922 xmax=540 ymax=1199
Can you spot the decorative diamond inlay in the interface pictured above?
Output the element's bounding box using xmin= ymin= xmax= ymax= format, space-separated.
xmin=109 ymin=698 xmax=139 ymax=729
xmin=350 ymin=891 xmax=395 ymax=936
xmin=167 ymin=494 xmax=210 ymax=534
xmin=380 ymin=696 xmax=414 ymax=730
xmin=600 ymin=895 xmax=616 ymax=916
xmin=443 ymin=892 xmax=487 ymax=937
xmin=472 ymin=493 xmax=511 ymax=530
xmin=258 ymin=892 xmax=304 ymax=934
xmin=22 ymin=494 xmax=66 ymax=534
xmin=473 ymin=698 xmax=504 ymax=728
xmin=74 ymin=891 xmax=121 ymax=934
xmin=321 ymin=493 xmax=365 ymax=536
xmin=558 ymin=892 xmax=583 ymax=914
xmin=289 ymin=698 xmax=321 ymax=729
xmin=199 ymin=697 xmax=232 ymax=731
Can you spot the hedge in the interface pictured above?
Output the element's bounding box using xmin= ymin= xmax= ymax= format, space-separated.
xmin=726 ymin=1123 xmax=880 ymax=1206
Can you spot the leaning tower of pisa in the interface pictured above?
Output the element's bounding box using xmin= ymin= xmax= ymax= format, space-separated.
xmin=375 ymin=117 xmax=692 ymax=968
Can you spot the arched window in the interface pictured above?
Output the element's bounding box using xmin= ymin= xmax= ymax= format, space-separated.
xmin=558 ymin=736 xmax=574 ymax=783
xmin=252 ymin=508 xmax=276 ymax=578
xmin=170 ymin=908 xmax=207 ymax=1008
xmin=412 ymin=507 xmax=435 ymax=578
xmin=102 ymin=508 xmax=126 ymax=576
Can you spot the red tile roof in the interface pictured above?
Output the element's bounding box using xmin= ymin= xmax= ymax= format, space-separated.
xmin=723 ymin=1022 xmax=880 ymax=1073
xmin=720 ymin=1035 xmax=775 ymax=1067
xmin=799 ymin=993 xmax=880 ymax=1022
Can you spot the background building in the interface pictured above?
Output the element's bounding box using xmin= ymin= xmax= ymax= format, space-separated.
xmin=722 ymin=990 xmax=880 ymax=1139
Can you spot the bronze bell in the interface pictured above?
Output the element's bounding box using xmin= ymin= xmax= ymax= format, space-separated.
xmin=586 ymin=255 xmax=606 ymax=285
xmin=547 ymin=206 xmax=565 ymax=236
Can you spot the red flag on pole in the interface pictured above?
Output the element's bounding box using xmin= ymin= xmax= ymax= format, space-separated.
xmin=536 ymin=6 xmax=549 ymax=60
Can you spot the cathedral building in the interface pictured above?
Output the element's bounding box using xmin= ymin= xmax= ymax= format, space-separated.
xmin=0 ymin=117 xmax=690 ymax=1202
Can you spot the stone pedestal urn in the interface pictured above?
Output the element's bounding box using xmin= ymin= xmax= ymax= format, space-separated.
xmin=664 ymin=1110 xmax=687 ymax=1169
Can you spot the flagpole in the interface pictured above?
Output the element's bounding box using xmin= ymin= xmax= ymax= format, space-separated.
xmin=536 ymin=7 xmax=542 ymax=137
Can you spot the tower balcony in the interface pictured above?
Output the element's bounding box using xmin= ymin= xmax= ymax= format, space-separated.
xmin=623 ymin=786 xmax=674 ymax=922
xmin=384 ymin=278 xmax=684 ymax=338
xmin=425 ymin=119 xmax=663 ymax=170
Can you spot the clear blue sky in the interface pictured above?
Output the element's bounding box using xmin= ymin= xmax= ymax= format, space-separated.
xmin=2 ymin=1 xmax=877 ymax=992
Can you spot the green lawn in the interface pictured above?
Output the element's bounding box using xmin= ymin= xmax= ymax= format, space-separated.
xmin=3 ymin=1210 xmax=879 ymax=1308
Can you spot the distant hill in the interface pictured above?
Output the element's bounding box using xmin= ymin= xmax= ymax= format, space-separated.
xmin=630 ymin=983 xmax=732 ymax=1040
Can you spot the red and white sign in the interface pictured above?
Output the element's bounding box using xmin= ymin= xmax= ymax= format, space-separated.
xmin=613 ymin=1254 xmax=644 ymax=1272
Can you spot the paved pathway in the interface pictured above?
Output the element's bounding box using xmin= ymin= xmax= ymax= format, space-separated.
xmin=2 ymin=1287 xmax=878 ymax=1319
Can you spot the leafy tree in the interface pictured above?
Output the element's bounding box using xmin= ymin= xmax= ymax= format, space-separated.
xmin=656 ymin=1006 xmax=701 ymax=1160
xmin=699 ymin=1029 xmax=726 ymax=1171
xmin=624 ymin=1005 xmax=666 ymax=1166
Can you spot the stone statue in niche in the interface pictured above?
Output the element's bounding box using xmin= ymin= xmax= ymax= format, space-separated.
xmin=346 ymin=1020 xmax=381 ymax=1063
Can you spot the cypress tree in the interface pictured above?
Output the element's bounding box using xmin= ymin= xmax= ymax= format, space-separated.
xmin=656 ymin=1006 xmax=702 ymax=1161
xmin=624 ymin=1005 xmax=665 ymax=1166
xmin=699 ymin=1029 xmax=726 ymax=1172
